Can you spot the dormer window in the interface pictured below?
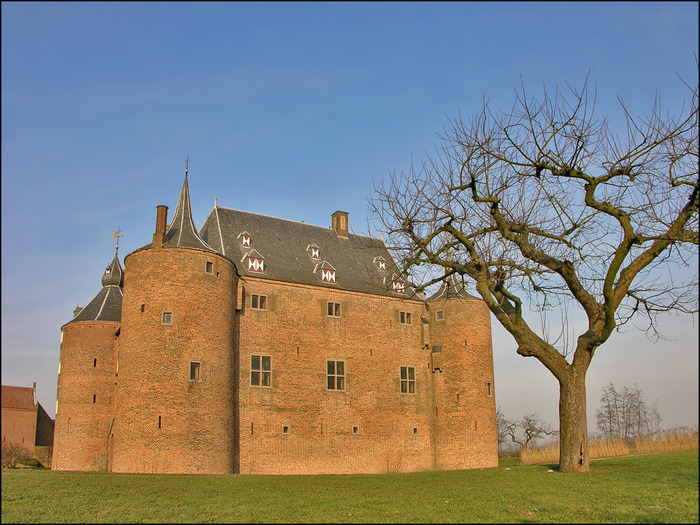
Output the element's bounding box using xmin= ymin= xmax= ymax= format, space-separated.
xmin=238 ymin=231 xmax=251 ymax=247
xmin=105 ymin=268 xmax=111 ymax=275
xmin=307 ymin=244 xmax=320 ymax=260
xmin=373 ymin=256 xmax=386 ymax=272
xmin=242 ymin=249 xmax=265 ymax=273
xmin=314 ymin=261 xmax=337 ymax=284
xmin=392 ymin=281 xmax=405 ymax=294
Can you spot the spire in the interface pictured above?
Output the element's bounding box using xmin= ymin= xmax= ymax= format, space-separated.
xmin=163 ymin=160 xmax=216 ymax=252
xmin=66 ymin=249 xmax=124 ymax=325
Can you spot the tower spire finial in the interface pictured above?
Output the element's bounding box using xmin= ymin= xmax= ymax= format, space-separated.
xmin=113 ymin=228 xmax=123 ymax=251
xmin=185 ymin=155 xmax=190 ymax=177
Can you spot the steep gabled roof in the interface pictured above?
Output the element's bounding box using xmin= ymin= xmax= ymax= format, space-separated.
xmin=163 ymin=175 xmax=216 ymax=253
xmin=427 ymin=271 xmax=477 ymax=301
xmin=200 ymin=206 xmax=422 ymax=300
xmin=1 ymin=385 xmax=35 ymax=410
xmin=65 ymin=251 xmax=123 ymax=325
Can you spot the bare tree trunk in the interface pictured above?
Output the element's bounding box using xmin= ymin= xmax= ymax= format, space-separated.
xmin=559 ymin=370 xmax=589 ymax=472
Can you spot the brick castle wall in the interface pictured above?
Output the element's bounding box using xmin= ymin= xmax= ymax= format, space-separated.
xmin=111 ymin=247 xmax=237 ymax=474
xmin=1 ymin=407 xmax=37 ymax=454
xmin=53 ymin=321 xmax=119 ymax=471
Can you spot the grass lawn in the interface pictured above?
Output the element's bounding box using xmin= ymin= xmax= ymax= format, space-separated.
xmin=2 ymin=450 xmax=697 ymax=523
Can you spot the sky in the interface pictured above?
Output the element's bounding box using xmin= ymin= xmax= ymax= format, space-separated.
xmin=2 ymin=2 xmax=698 ymax=434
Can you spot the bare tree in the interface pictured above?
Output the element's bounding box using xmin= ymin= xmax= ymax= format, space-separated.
xmin=370 ymin=73 xmax=698 ymax=472
xmin=1 ymin=442 xmax=31 ymax=469
xmin=501 ymin=412 xmax=557 ymax=453
xmin=596 ymin=382 xmax=662 ymax=441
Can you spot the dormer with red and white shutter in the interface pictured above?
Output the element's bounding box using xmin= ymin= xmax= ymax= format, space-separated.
xmin=307 ymin=244 xmax=320 ymax=260
xmin=314 ymin=261 xmax=337 ymax=284
xmin=238 ymin=231 xmax=252 ymax=248
xmin=242 ymin=249 xmax=265 ymax=273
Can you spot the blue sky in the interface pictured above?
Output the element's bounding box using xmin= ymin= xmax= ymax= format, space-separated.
xmin=2 ymin=2 xmax=698 ymax=432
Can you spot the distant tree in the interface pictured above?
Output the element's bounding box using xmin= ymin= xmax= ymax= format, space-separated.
xmin=596 ymin=382 xmax=662 ymax=441
xmin=371 ymin=72 xmax=698 ymax=472
xmin=502 ymin=412 xmax=558 ymax=453
xmin=1 ymin=442 xmax=31 ymax=469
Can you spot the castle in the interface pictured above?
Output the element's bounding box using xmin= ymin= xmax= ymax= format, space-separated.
xmin=52 ymin=172 xmax=497 ymax=475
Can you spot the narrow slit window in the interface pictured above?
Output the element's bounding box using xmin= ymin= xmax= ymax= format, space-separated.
xmin=158 ymin=416 xmax=162 ymax=429
xmin=352 ymin=426 xmax=359 ymax=435
xmin=486 ymin=382 xmax=493 ymax=396
xmin=93 ymin=358 xmax=97 ymax=367
xmin=92 ymin=395 xmax=96 ymax=404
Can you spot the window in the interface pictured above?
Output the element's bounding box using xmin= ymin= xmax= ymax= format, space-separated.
xmin=251 ymin=355 xmax=271 ymax=386
xmin=352 ymin=426 xmax=359 ymax=435
xmin=400 ymin=311 xmax=412 ymax=324
xmin=282 ymin=425 xmax=290 ymax=434
xmin=190 ymin=361 xmax=201 ymax=381
xmin=251 ymin=294 xmax=267 ymax=310
xmin=327 ymin=302 xmax=341 ymax=317
xmin=327 ymin=360 xmax=345 ymax=390
xmin=93 ymin=358 xmax=97 ymax=367
xmin=413 ymin=427 xmax=419 ymax=435
xmin=486 ymin=382 xmax=493 ymax=397
xmin=400 ymin=366 xmax=416 ymax=393
xmin=162 ymin=311 xmax=173 ymax=325
xmin=436 ymin=310 xmax=444 ymax=321
xmin=205 ymin=261 xmax=214 ymax=274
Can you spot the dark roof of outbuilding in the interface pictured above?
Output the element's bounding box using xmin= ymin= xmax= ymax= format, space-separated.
xmin=427 ymin=271 xmax=477 ymax=301
xmin=1 ymin=385 xmax=35 ymax=410
xmin=65 ymin=251 xmax=124 ymax=325
xmin=200 ymin=206 xmax=422 ymax=300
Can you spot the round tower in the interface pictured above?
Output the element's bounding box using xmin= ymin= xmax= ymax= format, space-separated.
xmin=427 ymin=272 xmax=498 ymax=470
xmin=110 ymin=174 xmax=238 ymax=474
xmin=53 ymin=250 xmax=123 ymax=471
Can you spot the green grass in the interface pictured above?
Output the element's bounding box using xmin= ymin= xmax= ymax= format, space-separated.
xmin=2 ymin=450 xmax=698 ymax=523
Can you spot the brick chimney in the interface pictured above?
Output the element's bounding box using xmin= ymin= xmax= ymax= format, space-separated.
xmin=152 ymin=205 xmax=169 ymax=248
xmin=332 ymin=210 xmax=349 ymax=238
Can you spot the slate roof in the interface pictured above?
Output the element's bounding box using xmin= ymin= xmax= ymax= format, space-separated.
xmin=426 ymin=271 xmax=477 ymax=301
xmin=65 ymin=251 xmax=124 ymax=325
xmin=1 ymin=385 xmax=35 ymax=410
xmin=163 ymin=175 xmax=217 ymax=253
xmin=199 ymin=206 xmax=422 ymax=300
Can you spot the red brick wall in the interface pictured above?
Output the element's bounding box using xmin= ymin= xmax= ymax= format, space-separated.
xmin=237 ymin=277 xmax=495 ymax=475
xmin=428 ymin=297 xmax=498 ymax=470
xmin=1 ymin=407 xmax=36 ymax=455
xmin=53 ymin=321 xmax=118 ymax=471
xmin=111 ymin=247 xmax=237 ymax=474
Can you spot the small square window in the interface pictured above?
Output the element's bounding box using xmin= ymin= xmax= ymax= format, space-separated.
xmin=190 ymin=361 xmax=201 ymax=381
xmin=282 ymin=425 xmax=290 ymax=434
xmin=413 ymin=427 xmax=418 ymax=435
xmin=400 ymin=311 xmax=412 ymax=325
xmin=205 ymin=261 xmax=214 ymax=274
xmin=327 ymin=360 xmax=345 ymax=390
xmin=162 ymin=311 xmax=173 ymax=325
xmin=327 ymin=302 xmax=341 ymax=317
xmin=251 ymin=355 xmax=271 ymax=386
xmin=400 ymin=366 xmax=416 ymax=393
xmin=436 ymin=310 xmax=444 ymax=321
xmin=352 ymin=426 xmax=359 ymax=435
xmin=251 ymin=294 xmax=267 ymax=310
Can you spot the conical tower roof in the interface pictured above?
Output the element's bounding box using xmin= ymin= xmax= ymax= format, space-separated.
xmin=66 ymin=249 xmax=124 ymax=325
xmin=163 ymin=173 xmax=216 ymax=253
xmin=427 ymin=270 xmax=476 ymax=301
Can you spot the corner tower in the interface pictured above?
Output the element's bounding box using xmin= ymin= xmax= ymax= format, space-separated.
xmin=111 ymin=171 xmax=238 ymax=474
xmin=53 ymin=250 xmax=123 ymax=471
xmin=427 ymin=272 xmax=498 ymax=470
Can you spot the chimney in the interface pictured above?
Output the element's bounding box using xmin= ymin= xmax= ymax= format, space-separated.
xmin=153 ymin=205 xmax=169 ymax=248
xmin=332 ymin=210 xmax=349 ymax=239
xmin=73 ymin=305 xmax=83 ymax=318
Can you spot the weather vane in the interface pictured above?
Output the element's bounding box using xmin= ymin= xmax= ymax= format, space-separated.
xmin=113 ymin=228 xmax=124 ymax=250
xmin=185 ymin=155 xmax=190 ymax=175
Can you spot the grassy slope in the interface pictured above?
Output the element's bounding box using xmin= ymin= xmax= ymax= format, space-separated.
xmin=2 ymin=450 xmax=698 ymax=523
